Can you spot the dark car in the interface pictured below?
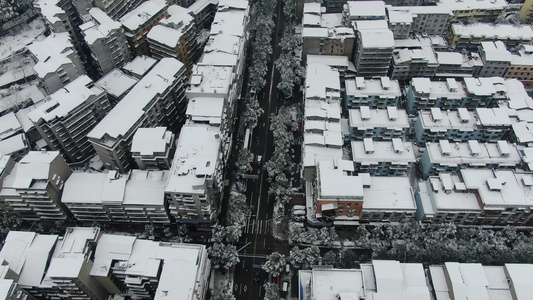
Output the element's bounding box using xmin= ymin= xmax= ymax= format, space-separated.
xmin=253 ymin=272 xmax=260 ymax=285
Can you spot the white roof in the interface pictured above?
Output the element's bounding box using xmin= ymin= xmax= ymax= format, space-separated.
xmin=421 ymin=175 xmax=481 ymax=212
xmin=346 ymin=1 xmax=386 ymax=19
xmin=505 ymin=264 xmax=533 ymax=300
xmin=165 ymin=124 xmax=220 ymax=194
xmin=131 ymin=127 xmax=172 ymax=155
xmin=306 ymin=55 xmax=353 ymax=70
xmin=410 ymin=77 xmax=466 ymax=99
xmin=317 ymin=159 xmax=363 ymax=200
xmin=370 ymin=261 xmax=430 ymax=299
xmin=425 ymin=140 xmax=520 ymax=167
xmin=187 ymin=64 xmax=233 ymax=96
xmin=186 ymin=97 xmax=224 ymax=125
xmin=0 ymin=133 xmax=27 ymax=156
xmin=124 ymin=170 xmax=169 ymax=205
xmin=311 ymin=268 xmax=365 ymax=300
xmin=27 ymin=32 xmax=78 ymax=78
xmin=305 ymin=63 xmax=341 ymax=100
xmin=122 ymin=56 xmax=158 ymax=78
xmin=0 ymin=112 xmax=22 ymax=141
xmin=438 ymin=0 xmax=508 ymax=11
xmin=418 ymin=109 xmax=476 ymax=132
xmin=348 ymin=107 xmax=409 ymax=130
xmin=345 ymin=77 xmax=401 ymax=99
xmin=303 ymin=2 xmax=321 ymax=15
xmin=436 ymin=51 xmax=463 ymax=65
xmin=475 ymin=108 xmax=511 ymax=126
xmin=35 ymin=0 xmax=65 ymax=24
xmin=358 ymin=28 xmax=394 ymax=48
xmin=320 ymin=13 xmax=343 ymax=28
xmin=480 ymin=41 xmax=512 ymax=62
xmin=95 ymin=69 xmax=138 ymax=98
xmin=88 ymin=58 xmax=184 ymax=141
xmin=83 ymin=7 xmax=122 ymax=44
xmin=363 ymin=176 xmax=416 ymax=211
xmin=119 ymin=1 xmax=167 ymax=32
xmin=451 ymin=23 xmax=533 ymax=40
xmin=148 ymin=25 xmax=184 ymax=48
xmin=351 ymin=140 xmax=416 ymax=164
xmin=387 ymin=8 xmax=413 ymax=24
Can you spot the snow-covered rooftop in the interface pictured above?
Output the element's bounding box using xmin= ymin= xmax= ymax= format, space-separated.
xmin=27 ymin=32 xmax=78 ymax=77
xmin=305 ymin=63 xmax=341 ymax=100
xmin=35 ymin=0 xmax=65 ymax=24
xmin=187 ymin=64 xmax=233 ymax=97
xmin=317 ymin=159 xmax=363 ymax=200
xmin=419 ymin=174 xmax=481 ymax=213
xmin=0 ymin=134 xmax=27 ymax=156
xmin=0 ymin=112 xmax=22 ymax=141
xmin=351 ymin=139 xmax=416 ymax=164
xmin=348 ymin=106 xmax=409 ymax=130
xmin=165 ymin=124 xmax=220 ymax=194
xmin=0 ymin=18 xmax=46 ymax=62
xmin=119 ymin=1 xmax=167 ymax=32
xmin=88 ymin=58 xmax=184 ymax=141
xmin=451 ymin=23 xmax=533 ymax=40
xmin=346 ymin=1 xmax=386 ymax=19
xmin=387 ymin=8 xmax=413 ymax=24
xmin=363 ymin=177 xmax=416 ymax=211
xmin=186 ymin=97 xmax=224 ymax=125
xmin=480 ymin=41 xmax=512 ymax=62
xmin=82 ymin=7 xmax=122 ymax=44
xmin=417 ymin=108 xmax=477 ymax=132
xmin=131 ymin=127 xmax=173 ymax=155
xmin=358 ymin=28 xmax=394 ymax=48
xmin=311 ymin=268 xmax=365 ymax=299
xmin=345 ymin=77 xmax=401 ymax=99
xmin=95 ymin=69 xmax=138 ymax=98
xmin=410 ymin=77 xmax=466 ymax=99
xmin=437 ymin=0 xmax=508 ymax=11
xmin=122 ymin=55 xmax=158 ymax=78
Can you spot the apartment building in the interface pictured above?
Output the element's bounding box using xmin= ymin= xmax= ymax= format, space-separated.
xmin=353 ymin=21 xmax=394 ymax=77
xmin=119 ymin=1 xmax=169 ymax=56
xmin=351 ymin=138 xmax=416 ymax=176
xmin=95 ymin=69 xmax=139 ymax=106
xmin=414 ymin=108 xmax=511 ymax=146
xmin=0 ymin=263 xmax=37 ymax=300
xmin=449 ymin=23 xmax=533 ymax=52
xmin=302 ymin=62 xmax=343 ymax=181
xmin=348 ymin=106 xmax=409 ymax=141
xmin=147 ymin=5 xmax=198 ymax=73
xmin=62 ymin=170 xmax=171 ymax=224
xmin=81 ymin=7 xmax=132 ymax=77
xmin=90 ymin=234 xmax=210 ymax=299
xmin=311 ymin=159 xmax=416 ymax=225
xmin=434 ymin=51 xmax=483 ymax=78
xmin=299 ymin=261 xmax=430 ymax=300
xmin=341 ymin=1 xmax=387 ymax=26
xmin=419 ymin=140 xmax=520 ymax=178
xmin=165 ymin=123 xmax=223 ymax=226
xmin=344 ymin=77 xmax=401 ymax=109
xmin=416 ymin=169 xmax=533 ymax=226
xmin=404 ymin=5 xmax=452 ymax=36
xmin=477 ymin=41 xmax=512 ymax=78
xmin=188 ymin=0 xmax=218 ymax=30
xmin=390 ymin=37 xmax=440 ymax=81
xmin=93 ymin=0 xmax=144 ymax=21
xmin=131 ymin=127 xmax=175 ymax=170
xmin=122 ymin=55 xmax=158 ymax=79
xmin=437 ymin=0 xmax=508 ymax=23
xmin=406 ymin=77 xmax=502 ymax=115
xmin=28 ymin=76 xmax=111 ymax=165
xmin=386 ymin=8 xmax=412 ymax=39
xmin=0 ymin=151 xmax=72 ymax=220
xmin=87 ymin=57 xmax=188 ymax=173
xmin=505 ymin=45 xmax=533 ymax=85
xmin=27 ymin=32 xmax=85 ymax=94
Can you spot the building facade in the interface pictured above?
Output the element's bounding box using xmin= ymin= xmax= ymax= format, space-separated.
xmin=131 ymin=127 xmax=176 ymax=170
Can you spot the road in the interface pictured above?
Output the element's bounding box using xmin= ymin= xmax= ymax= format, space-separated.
xmin=232 ymin=0 xmax=289 ymax=299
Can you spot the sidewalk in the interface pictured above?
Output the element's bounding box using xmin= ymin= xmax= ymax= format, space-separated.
xmin=209 ymin=268 xmax=235 ymax=298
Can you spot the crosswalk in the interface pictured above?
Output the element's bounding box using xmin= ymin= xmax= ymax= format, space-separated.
xmin=243 ymin=217 xmax=272 ymax=235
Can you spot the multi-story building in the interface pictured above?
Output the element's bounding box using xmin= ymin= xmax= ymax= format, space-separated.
xmin=344 ymin=77 xmax=401 ymax=110
xmin=390 ymin=36 xmax=439 ymax=80
xmin=27 ymin=32 xmax=85 ymax=94
xmin=406 ymin=77 xmax=503 ymax=114
xmin=404 ymin=5 xmax=452 ymax=36
xmin=165 ymin=123 xmax=223 ymax=226
xmin=94 ymin=69 xmax=139 ymax=106
xmin=386 ymin=8 xmax=412 ymax=39
xmin=348 ymin=106 xmax=409 ymax=140
xmin=341 ymin=1 xmax=387 ymax=26
xmin=62 ymin=170 xmax=171 ymax=223
xmin=435 ymin=51 xmax=483 ymax=78
xmin=87 ymin=57 xmax=188 ymax=173
xmin=93 ymin=0 xmax=144 ymax=21
xmin=147 ymin=5 xmax=198 ymax=73
xmin=505 ymin=44 xmax=533 ymax=85
xmin=131 ymin=127 xmax=175 ymax=170
xmin=416 ymin=169 xmax=533 ymax=225
xmin=90 ymin=234 xmax=210 ymax=299
xmin=188 ymin=0 xmax=218 ymax=30
xmin=0 ymin=151 xmax=72 ymax=220
xmin=477 ymin=41 xmax=512 ymax=78
xmin=81 ymin=7 xmax=132 ymax=77
xmin=353 ymin=21 xmax=394 ymax=77
xmin=414 ymin=108 xmax=511 ymax=146
xmin=311 ymin=159 xmax=416 ymax=225
xmin=122 ymin=55 xmax=158 ymax=79
xmin=119 ymin=1 xmax=169 ymax=56
xmin=28 ymin=76 xmax=111 ymax=165
xmin=520 ymin=0 xmax=533 ymax=23
xmin=437 ymin=0 xmax=508 ymax=23
xmin=419 ymin=140 xmax=520 ymax=178
xmin=351 ymin=138 xmax=416 ymax=176
xmin=449 ymin=23 xmax=533 ymax=52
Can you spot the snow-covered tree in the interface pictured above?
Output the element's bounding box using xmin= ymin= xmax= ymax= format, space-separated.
xmin=208 ymin=243 xmax=240 ymax=270
xmin=290 ymin=246 xmax=320 ymax=270
xmin=227 ymin=194 xmax=252 ymax=228
xmin=263 ymin=252 xmax=287 ymax=276
xmin=322 ymin=251 xmax=338 ymax=267
xmin=263 ymin=282 xmax=280 ymax=300
xmin=214 ymin=285 xmax=236 ymax=300
xmin=236 ymin=149 xmax=254 ymax=179
xmin=243 ymin=98 xmax=264 ymax=129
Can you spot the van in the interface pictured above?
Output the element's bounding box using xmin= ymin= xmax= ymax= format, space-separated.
xmin=282 ymin=281 xmax=288 ymax=292
xmin=285 ymin=264 xmax=290 ymax=274
xmin=293 ymin=205 xmax=305 ymax=211
xmin=292 ymin=209 xmax=305 ymax=216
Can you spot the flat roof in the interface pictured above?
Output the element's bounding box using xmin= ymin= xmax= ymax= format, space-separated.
xmin=83 ymin=7 xmax=122 ymax=44
xmin=351 ymin=139 xmax=416 ymax=164
xmin=358 ymin=28 xmax=394 ymax=48
xmin=438 ymin=0 xmax=508 ymax=11
xmin=451 ymin=23 xmax=533 ymax=40
xmin=346 ymin=1 xmax=386 ymax=19
xmin=119 ymin=1 xmax=167 ymax=32
xmin=345 ymin=77 xmax=401 ymax=99
xmin=410 ymin=77 xmax=466 ymax=99
xmin=418 ymin=109 xmax=476 ymax=132
xmin=131 ymin=127 xmax=172 ymax=155
xmin=122 ymin=56 xmax=158 ymax=78
xmin=348 ymin=107 xmax=409 ymax=130
xmin=363 ymin=176 xmax=416 ymax=211
xmin=311 ymin=268 xmax=365 ymax=299
xmin=305 ymin=63 xmax=341 ymax=100
xmin=95 ymin=69 xmax=138 ymax=98
xmin=425 ymin=140 xmax=520 ymax=167
xmin=186 ymin=97 xmax=224 ymax=125
xmin=317 ymin=159 xmax=363 ymax=199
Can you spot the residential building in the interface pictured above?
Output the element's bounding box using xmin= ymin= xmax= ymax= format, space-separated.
xmin=386 ymin=8 xmax=412 ymax=39
xmin=0 ymin=156 xmax=15 ymax=211
xmin=119 ymin=1 xmax=169 ymax=56
xmin=131 ymin=127 xmax=176 ymax=170
xmin=90 ymin=234 xmax=210 ymax=299
xmin=353 ymin=21 xmax=394 ymax=77
xmin=0 ymin=263 xmax=37 ymax=300
xmin=122 ymin=55 xmax=158 ymax=79
xmin=449 ymin=23 xmax=533 ymax=52
xmin=62 ymin=170 xmax=171 ymax=223
xmin=81 ymin=7 xmax=132 ymax=77
xmin=185 ymin=97 xmax=224 ymax=126
xmin=437 ymin=0 xmax=508 ymax=23
xmin=351 ymin=138 xmax=416 ymax=176
xmin=390 ymin=36 xmax=439 ymax=80
xmin=28 ymin=76 xmax=111 ymax=165
xmin=188 ymin=0 xmax=218 ymax=30
xmin=416 ymin=169 xmax=533 ymax=225
xmin=33 ymin=0 xmax=76 ymax=46
xmin=87 ymin=57 xmax=188 ymax=173
xmin=299 ymin=261 xmax=430 ymax=300
xmin=302 ymin=62 xmax=343 ymax=181
xmin=348 ymin=106 xmax=409 ymax=140
xmin=93 ymin=0 xmax=144 ymax=21
xmin=419 ymin=140 xmax=520 ymax=178
xmin=341 ymin=1 xmax=387 ymax=26
xmin=0 ymin=113 xmax=29 ymax=159
xmin=414 ymin=108 xmax=511 ymax=146
xmin=95 ymin=69 xmax=139 ymax=106
xmin=344 ymin=77 xmax=401 ymax=109
xmin=505 ymin=44 xmax=533 ymax=85
xmin=519 ymin=0 xmax=533 ymax=23
xmin=0 ymin=151 xmax=72 ymax=220
xmin=27 ymin=32 xmax=85 ymax=94
xmin=406 ymin=78 xmax=502 ymax=115
xmin=434 ymin=51 xmax=483 ymax=78
xmin=477 ymin=41 xmax=512 ymax=78
xmin=404 ymin=5 xmax=452 ymax=36
xmin=147 ymin=5 xmax=198 ymax=73
xmin=165 ymin=123 xmax=223 ymax=226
